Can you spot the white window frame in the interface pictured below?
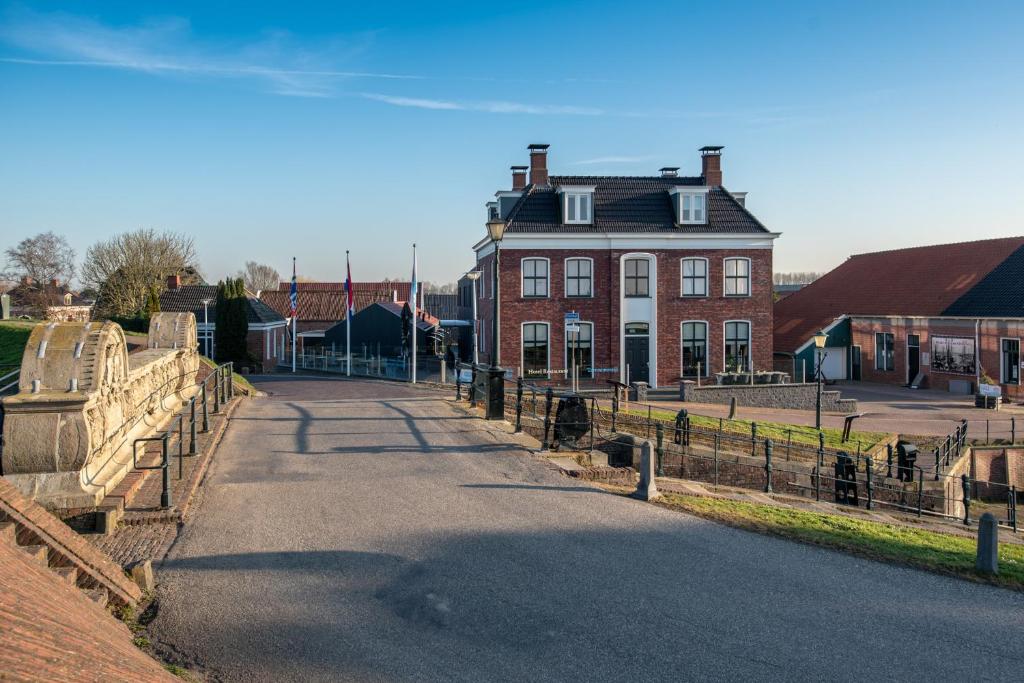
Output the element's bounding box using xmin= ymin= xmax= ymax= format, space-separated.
xmin=680 ymin=257 xmax=709 ymax=297
xmin=521 ymin=321 xmax=550 ymax=379
xmin=521 ymin=257 xmax=551 ymax=298
xmin=680 ymin=320 xmax=709 ymax=377
xmin=564 ymin=257 xmax=594 ymax=298
xmin=723 ymin=320 xmax=752 ymax=372
xmin=565 ymin=320 xmax=594 ymax=380
xmin=874 ymin=332 xmax=894 ymax=372
xmin=669 ymin=187 xmax=709 ymax=225
xmin=564 ymin=192 xmax=593 ymax=224
xmin=723 ymin=257 xmax=751 ymax=297
xmin=624 ymin=257 xmax=651 ymax=298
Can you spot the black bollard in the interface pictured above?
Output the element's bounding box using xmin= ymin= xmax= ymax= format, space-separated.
xmin=656 ymin=423 xmax=665 ymax=477
xmin=514 ymin=377 xmax=523 ymax=433
xmin=764 ymin=439 xmax=774 ymax=493
xmin=865 ymin=456 xmax=874 ymax=510
xmin=541 ymin=387 xmax=554 ymax=450
xmin=962 ymin=473 xmax=971 ymax=525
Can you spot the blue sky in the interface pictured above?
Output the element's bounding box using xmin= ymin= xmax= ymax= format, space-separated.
xmin=1 ymin=1 xmax=1022 ymax=285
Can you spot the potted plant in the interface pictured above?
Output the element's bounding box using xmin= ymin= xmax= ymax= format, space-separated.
xmin=976 ymin=369 xmax=1002 ymax=409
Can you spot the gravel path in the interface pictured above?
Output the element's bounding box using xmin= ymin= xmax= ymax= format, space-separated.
xmin=150 ymin=377 xmax=1024 ymax=682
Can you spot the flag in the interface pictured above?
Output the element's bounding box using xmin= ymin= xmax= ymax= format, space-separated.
xmin=410 ymin=244 xmax=418 ymax=313
xmin=289 ymin=258 xmax=298 ymax=319
xmin=345 ymin=252 xmax=355 ymax=322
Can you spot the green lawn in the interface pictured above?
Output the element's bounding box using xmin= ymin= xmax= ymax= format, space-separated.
xmin=199 ymin=356 xmax=258 ymax=396
xmin=0 ymin=320 xmax=35 ymax=367
xmin=623 ymin=405 xmax=891 ymax=452
xmin=660 ymin=493 xmax=1024 ymax=590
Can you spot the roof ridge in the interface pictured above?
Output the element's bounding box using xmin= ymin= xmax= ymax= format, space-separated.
xmin=848 ymin=236 xmax=1024 ymax=260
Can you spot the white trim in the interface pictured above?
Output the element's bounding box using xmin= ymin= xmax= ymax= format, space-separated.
xmin=521 ymin=320 xmax=551 ymax=379
xmin=473 ymin=231 xmax=780 ymax=255
xmin=564 ymin=320 xmax=594 ymax=379
xmin=619 ymin=252 xmax=658 ymax=387
xmin=264 ymin=329 xmax=270 ymax=360
xmin=564 ymin=256 xmax=594 ymax=298
xmin=520 ymin=256 xmax=551 ymax=298
xmin=680 ymin=257 xmax=709 ymax=297
xmin=794 ymin=315 xmax=849 ymax=355
xmin=1001 ymin=336 xmax=1021 ymax=386
xmin=556 ymin=184 xmax=598 ymax=192
xmin=680 ymin=320 xmax=709 ymax=377
xmin=249 ymin=321 xmax=288 ymax=331
xmin=560 ymin=189 xmax=594 ymax=225
xmin=723 ymin=319 xmax=752 ymax=372
xmin=494 ymin=190 xmax=524 ymax=199
xmin=668 ymin=187 xmax=709 ymax=225
xmin=723 ymin=256 xmax=752 ymax=297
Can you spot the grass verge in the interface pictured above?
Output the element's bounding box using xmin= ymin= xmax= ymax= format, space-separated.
xmin=199 ymin=356 xmax=258 ymax=395
xmin=623 ymin=405 xmax=891 ymax=452
xmin=657 ymin=492 xmax=1024 ymax=589
xmin=0 ymin=320 xmax=35 ymax=366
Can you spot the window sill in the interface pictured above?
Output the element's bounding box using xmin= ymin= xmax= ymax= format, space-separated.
xmin=680 ymin=294 xmax=709 ymax=299
xmin=724 ymin=294 xmax=752 ymax=298
xmin=521 ymin=295 xmax=550 ymax=300
xmin=565 ymin=295 xmax=594 ymax=299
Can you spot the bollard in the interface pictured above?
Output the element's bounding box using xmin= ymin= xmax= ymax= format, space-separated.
xmin=728 ymin=396 xmax=737 ymax=420
xmin=934 ymin=448 xmax=941 ymax=481
xmin=514 ymin=377 xmax=523 ymax=433
xmin=189 ymin=397 xmax=198 ymax=456
xmin=160 ymin=437 xmax=171 ymax=509
xmin=455 ymin=368 xmax=462 ymax=400
xmin=655 ymin=423 xmax=665 ymax=477
xmin=541 ymin=387 xmax=554 ymax=450
xmin=201 ymin=382 xmax=210 ymax=432
xmin=976 ymin=513 xmax=999 ymax=575
xmin=212 ymin=370 xmax=221 ymax=414
xmin=962 ymin=473 xmax=972 ymax=525
xmin=764 ymin=439 xmax=774 ymax=493
xmin=633 ymin=440 xmax=660 ymax=501
xmin=865 ymin=456 xmax=874 ymax=510
xmin=886 ymin=443 xmax=893 ymax=478
xmin=751 ymin=422 xmax=758 ymax=458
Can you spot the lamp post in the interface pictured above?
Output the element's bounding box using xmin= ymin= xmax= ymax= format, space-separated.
xmin=464 ymin=270 xmax=482 ymax=365
xmin=812 ymin=329 xmax=829 ymax=431
xmin=201 ymin=298 xmax=213 ymax=358
xmin=485 ymin=219 xmax=506 ymax=368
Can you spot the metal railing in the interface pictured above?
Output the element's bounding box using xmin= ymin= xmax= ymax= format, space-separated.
xmin=454 ymin=378 xmax=1020 ymax=533
xmin=130 ymin=362 xmax=234 ymax=510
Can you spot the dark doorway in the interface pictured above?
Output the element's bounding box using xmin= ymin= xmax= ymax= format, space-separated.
xmin=907 ymin=334 xmax=920 ymax=385
xmin=851 ymin=345 xmax=862 ymax=381
xmin=625 ymin=333 xmax=649 ymax=384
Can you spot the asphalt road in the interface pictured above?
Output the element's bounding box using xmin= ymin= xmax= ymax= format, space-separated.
xmin=151 ymin=377 xmax=1024 ymax=682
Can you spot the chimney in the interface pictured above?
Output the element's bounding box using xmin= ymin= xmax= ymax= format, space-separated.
xmin=167 ymin=274 xmax=181 ymax=290
xmin=528 ymin=143 xmax=550 ymax=186
xmin=49 ymin=278 xmax=59 ymax=288
xmin=659 ymin=166 xmax=679 ymax=178
xmin=700 ymin=146 xmax=724 ymax=186
xmin=511 ymin=165 xmax=528 ymax=190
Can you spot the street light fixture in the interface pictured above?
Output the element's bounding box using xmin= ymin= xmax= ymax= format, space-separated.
xmin=813 ymin=329 xmax=828 ymax=430
xmin=485 ymin=219 xmax=506 ymax=368
xmin=464 ymin=270 xmax=482 ymax=365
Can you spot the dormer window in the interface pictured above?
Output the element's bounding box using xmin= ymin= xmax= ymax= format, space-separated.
xmin=669 ymin=187 xmax=709 ymax=225
xmin=558 ymin=185 xmax=595 ymax=225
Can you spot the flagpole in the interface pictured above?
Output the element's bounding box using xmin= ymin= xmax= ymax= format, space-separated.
xmin=346 ymin=250 xmax=352 ymax=377
xmin=291 ymin=257 xmax=297 ymax=374
xmin=411 ymin=243 xmax=417 ymax=384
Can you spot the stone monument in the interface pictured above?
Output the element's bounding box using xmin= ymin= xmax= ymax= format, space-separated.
xmin=633 ymin=440 xmax=660 ymax=501
xmin=1 ymin=312 xmax=199 ymax=509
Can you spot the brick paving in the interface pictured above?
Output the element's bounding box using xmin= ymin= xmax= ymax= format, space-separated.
xmin=87 ymin=394 xmax=244 ymax=568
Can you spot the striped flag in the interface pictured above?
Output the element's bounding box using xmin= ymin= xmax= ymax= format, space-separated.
xmin=410 ymin=244 xmax=418 ymax=312
xmin=345 ymin=252 xmax=355 ymax=321
xmin=289 ymin=258 xmax=298 ymax=318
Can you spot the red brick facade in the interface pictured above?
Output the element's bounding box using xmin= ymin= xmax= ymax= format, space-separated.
xmin=851 ymin=317 xmax=1024 ymax=399
xmin=477 ymin=247 xmax=773 ymax=387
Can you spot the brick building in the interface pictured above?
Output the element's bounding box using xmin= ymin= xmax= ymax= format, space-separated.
xmin=160 ymin=276 xmax=287 ymax=371
xmin=472 ymin=143 xmax=779 ymax=388
xmin=774 ymin=237 xmax=1024 ymax=398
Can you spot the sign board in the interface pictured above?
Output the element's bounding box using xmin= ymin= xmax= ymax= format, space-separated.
xmin=458 ymin=368 xmax=473 ymax=383
xmin=566 ymin=324 xmax=581 ymax=334
xmin=564 ymin=311 xmax=580 ymax=322
xmin=979 ymin=383 xmax=1002 ymax=398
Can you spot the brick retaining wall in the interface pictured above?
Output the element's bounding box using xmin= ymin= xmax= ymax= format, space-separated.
xmin=679 ymin=381 xmax=857 ymax=413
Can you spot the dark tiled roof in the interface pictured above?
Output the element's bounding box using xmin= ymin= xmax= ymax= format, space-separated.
xmin=773 ymin=237 xmax=1024 ymax=353
xmin=943 ymin=244 xmax=1024 ymax=317
xmin=274 ymin=281 xmax=412 ymax=313
xmin=159 ymin=285 xmax=285 ymax=325
xmin=377 ymin=301 xmax=439 ymax=331
xmin=504 ymin=177 xmax=768 ymax=234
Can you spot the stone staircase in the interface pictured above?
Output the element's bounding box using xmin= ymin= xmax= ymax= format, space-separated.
xmin=0 ymin=477 xmax=142 ymax=609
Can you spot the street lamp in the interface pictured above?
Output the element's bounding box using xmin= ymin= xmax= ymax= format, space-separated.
xmin=813 ymin=329 xmax=829 ymax=430
xmin=485 ymin=219 xmax=506 ymax=368
xmin=201 ymin=298 xmax=213 ymax=358
xmin=464 ymin=270 xmax=482 ymax=365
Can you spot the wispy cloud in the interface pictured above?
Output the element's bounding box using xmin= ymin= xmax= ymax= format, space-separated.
xmin=570 ymin=154 xmax=657 ymax=165
xmin=360 ymin=92 xmax=604 ymax=116
xmin=0 ymin=9 xmax=414 ymax=97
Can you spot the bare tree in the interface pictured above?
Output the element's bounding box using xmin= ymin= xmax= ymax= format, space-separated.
xmin=82 ymin=229 xmax=200 ymax=316
xmin=3 ymin=231 xmax=76 ymax=286
xmin=236 ymin=261 xmax=280 ymax=293
xmin=773 ymin=271 xmax=823 ymax=286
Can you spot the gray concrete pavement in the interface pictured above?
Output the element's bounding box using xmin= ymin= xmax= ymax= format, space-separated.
xmin=151 ymin=377 xmax=1024 ymax=682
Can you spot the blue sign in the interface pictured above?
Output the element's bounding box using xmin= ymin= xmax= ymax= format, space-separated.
xmin=565 ymin=311 xmax=580 ymax=322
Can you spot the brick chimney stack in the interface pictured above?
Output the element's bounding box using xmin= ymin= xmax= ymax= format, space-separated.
xmin=528 ymin=144 xmax=550 ymax=186
xmin=700 ymin=146 xmax=724 ymax=187
xmin=166 ymin=274 xmax=181 ymax=290
xmin=511 ymin=165 xmax=528 ymax=190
